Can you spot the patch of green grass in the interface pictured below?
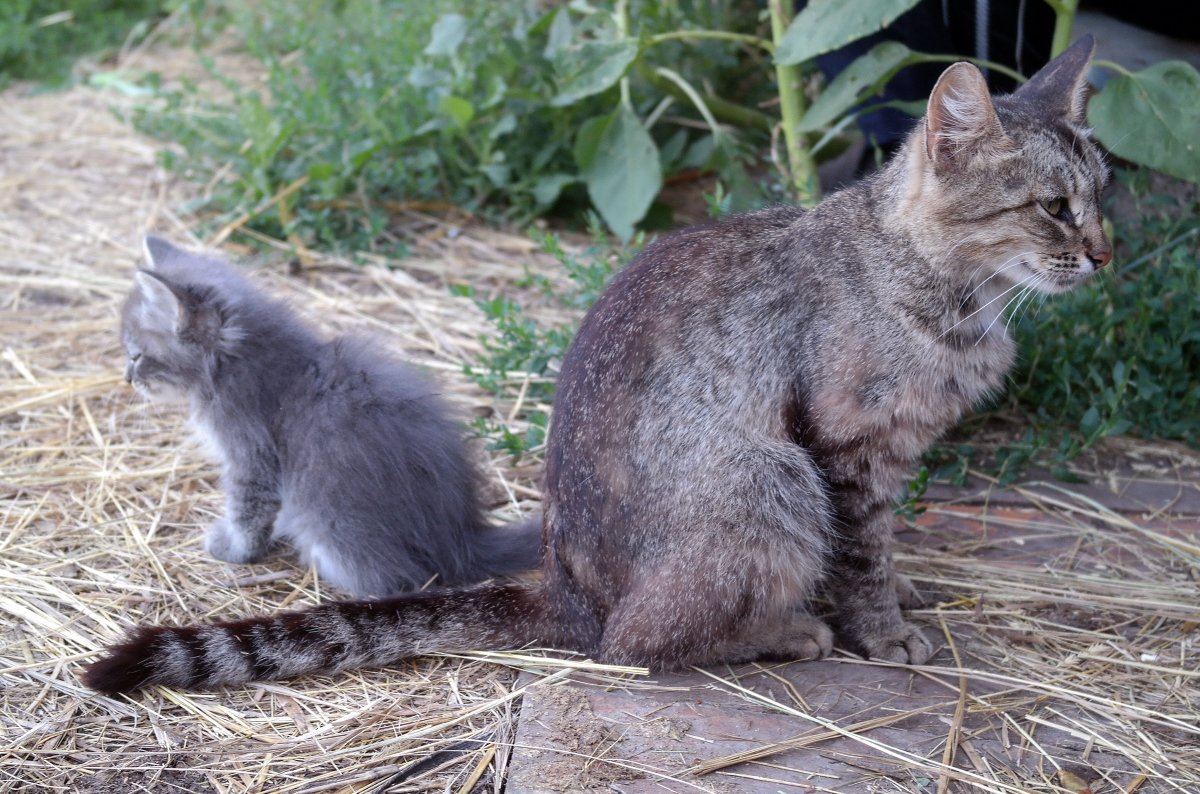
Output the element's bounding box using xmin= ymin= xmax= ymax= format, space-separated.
xmin=137 ymin=0 xmax=564 ymax=250
xmin=460 ymin=219 xmax=638 ymax=460
xmin=1010 ymin=172 xmax=1200 ymax=447
xmin=0 ymin=1 xmax=170 ymax=86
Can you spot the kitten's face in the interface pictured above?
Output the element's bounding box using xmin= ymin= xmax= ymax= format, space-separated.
xmin=120 ymin=237 xmax=234 ymax=401
xmin=120 ymin=277 xmax=210 ymax=401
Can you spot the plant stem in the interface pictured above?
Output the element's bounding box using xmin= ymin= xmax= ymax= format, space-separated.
xmin=1046 ymin=0 xmax=1078 ymax=57
xmin=916 ymin=53 xmax=1028 ymax=84
xmin=648 ymin=29 xmax=774 ymax=54
xmin=615 ymin=0 xmax=632 ymax=109
xmin=768 ymin=0 xmax=818 ymax=205
xmin=638 ymin=65 xmax=774 ymax=131
xmin=654 ymin=67 xmax=722 ymax=139
xmin=1093 ymin=58 xmax=1135 ymax=79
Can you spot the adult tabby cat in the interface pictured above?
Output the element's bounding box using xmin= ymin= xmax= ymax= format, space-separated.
xmin=119 ymin=236 xmax=539 ymax=597
xmin=86 ymin=37 xmax=1110 ymax=692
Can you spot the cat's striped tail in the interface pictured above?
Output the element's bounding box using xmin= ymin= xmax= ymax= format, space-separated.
xmin=82 ymin=581 xmax=551 ymax=694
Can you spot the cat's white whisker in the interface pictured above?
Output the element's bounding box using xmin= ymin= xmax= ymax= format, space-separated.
xmin=940 ymin=277 xmax=1028 ymax=339
xmin=1012 ymin=274 xmax=1051 ymax=330
xmin=977 ymin=271 xmax=1039 ymax=344
xmin=1000 ymin=273 xmax=1047 ymax=338
xmin=962 ymin=253 xmax=1036 ymax=305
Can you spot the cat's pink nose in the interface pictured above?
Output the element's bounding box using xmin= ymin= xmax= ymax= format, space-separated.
xmin=1088 ymin=246 xmax=1112 ymax=270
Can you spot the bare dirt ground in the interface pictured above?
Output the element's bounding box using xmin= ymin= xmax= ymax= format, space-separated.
xmin=2 ymin=37 xmax=1199 ymax=794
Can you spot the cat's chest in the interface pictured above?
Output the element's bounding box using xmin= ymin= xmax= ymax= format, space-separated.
xmin=188 ymin=413 xmax=228 ymax=467
xmin=806 ymin=334 xmax=1013 ymax=460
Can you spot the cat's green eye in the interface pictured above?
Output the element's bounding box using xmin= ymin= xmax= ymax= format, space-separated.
xmin=1041 ymin=197 xmax=1066 ymax=218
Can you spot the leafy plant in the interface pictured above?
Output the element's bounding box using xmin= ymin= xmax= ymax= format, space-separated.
xmin=0 ymin=0 xmax=168 ymax=86
xmin=129 ymin=0 xmax=782 ymax=248
xmin=134 ymin=1 xmax=600 ymax=249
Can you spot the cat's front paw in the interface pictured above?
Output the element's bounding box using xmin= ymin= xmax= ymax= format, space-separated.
xmin=204 ymin=519 xmax=266 ymax=564
xmin=860 ymin=622 xmax=934 ymax=665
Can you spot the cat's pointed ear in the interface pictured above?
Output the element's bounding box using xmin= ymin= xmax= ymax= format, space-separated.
xmin=925 ymin=62 xmax=1007 ymax=170
xmin=133 ymin=269 xmax=185 ymax=332
xmin=1014 ymin=34 xmax=1094 ymax=125
xmin=142 ymin=235 xmax=183 ymax=271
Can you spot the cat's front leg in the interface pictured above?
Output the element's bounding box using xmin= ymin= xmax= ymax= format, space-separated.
xmin=207 ymin=458 xmax=280 ymax=565
xmin=827 ymin=489 xmax=934 ymax=664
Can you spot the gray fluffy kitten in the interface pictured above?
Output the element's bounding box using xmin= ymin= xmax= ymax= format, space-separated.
xmin=120 ymin=236 xmax=538 ymax=596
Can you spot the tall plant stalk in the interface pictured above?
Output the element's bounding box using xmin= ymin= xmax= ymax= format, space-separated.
xmin=1045 ymin=0 xmax=1079 ymax=56
xmin=768 ymin=0 xmax=818 ymax=205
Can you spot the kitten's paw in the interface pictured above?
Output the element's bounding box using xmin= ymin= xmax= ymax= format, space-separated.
xmin=894 ymin=573 xmax=923 ymax=609
xmin=204 ymin=520 xmax=266 ymax=564
xmin=861 ymin=622 xmax=934 ymax=665
xmin=783 ymin=616 xmax=835 ymax=661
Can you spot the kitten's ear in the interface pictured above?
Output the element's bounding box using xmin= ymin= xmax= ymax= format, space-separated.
xmin=142 ymin=235 xmax=184 ymax=271
xmin=134 ymin=270 xmax=184 ymax=332
xmin=1015 ymin=34 xmax=1094 ymax=125
xmin=925 ymin=62 xmax=1007 ymax=170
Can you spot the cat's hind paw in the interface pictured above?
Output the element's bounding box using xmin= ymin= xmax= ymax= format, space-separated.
xmin=861 ymin=622 xmax=934 ymax=665
xmin=782 ymin=615 xmax=835 ymax=661
xmin=204 ymin=519 xmax=267 ymax=564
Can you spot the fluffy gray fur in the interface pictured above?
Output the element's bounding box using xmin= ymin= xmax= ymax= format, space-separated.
xmin=88 ymin=38 xmax=1113 ymax=692
xmin=120 ymin=237 xmax=539 ymax=596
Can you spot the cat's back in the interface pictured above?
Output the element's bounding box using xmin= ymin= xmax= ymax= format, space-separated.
xmin=550 ymin=197 xmax=882 ymax=433
xmin=277 ymin=334 xmax=479 ymax=518
xmin=284 ymin=335 xmax=455 ymax=439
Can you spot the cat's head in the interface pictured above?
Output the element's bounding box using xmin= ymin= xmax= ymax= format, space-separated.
xmin=911 ymin=35 xmax=1111 ymax=294
xmin=120 ymin=236 xmax=246 ymax=399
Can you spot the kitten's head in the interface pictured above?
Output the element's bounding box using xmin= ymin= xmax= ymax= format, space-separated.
xmin=120 ymin=236 xmax=245 ymax=400
xmin=914 ymin=35 xmax=1111 ymax=294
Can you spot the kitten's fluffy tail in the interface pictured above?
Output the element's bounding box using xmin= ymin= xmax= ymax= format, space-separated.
xmin=82 ymin=581 xmax=550 ymax=694
xmin=475 ymin=515 xmax=543 ymax=578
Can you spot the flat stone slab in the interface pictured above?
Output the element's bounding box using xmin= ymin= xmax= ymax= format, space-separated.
xmin=922 ymin=456 xmax=1200 ymax=516
xmin=507 ymin=501 xmax=1198 ymax=793
xmin=507 ymin=660 xmax=1142 ymax=793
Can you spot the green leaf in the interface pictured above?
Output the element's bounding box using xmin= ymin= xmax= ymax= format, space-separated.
xmin=573 ymin=113 xmax=613 ymax=171
xmin=88 ymin=70 xmax=156 ymax=96
xmin=489 ymin=113 xmax=517 ymax=140
xmin=776 ymin=0 xmax=922 ymax=66
xmin=438 ymin=95 xmax=475 ymax=129
xmin=1080 ymin=406 xmax=1100 ymax=436
xmin=582 ymin=105 xmax=661 ymax=241
xmin=543 ymin=7 xmax=573 ymax=59
xmin=552 ymin=39 xmax=638 ymax=107
xmin=350 ymin=140 xmax=380 ymax=171
xmin=799 ymin=41 xmax=912 ymax=131
xmin=425 ymin=14 xmax=468 ymax=57
xmin=532 ymin=173 xmax=576 ymax=209
xmin=481 ymin=163 xmax=510 ymax=187
xmin=1089 ymin=61 xmax=1200 ymax=183
xmin=307 ymin=162 xmax=336 ymax=180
